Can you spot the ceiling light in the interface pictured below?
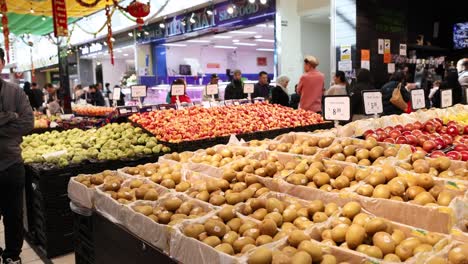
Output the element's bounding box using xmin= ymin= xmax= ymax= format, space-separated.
xmin=256 ymin=48 xmax=274 ymax=52
xmin=42 ymin=16 xmax=46 ymax=21
xmin=255 ymin=39 xmax=274 ymax=43
xmin=213 ymin=35 xmax=232 ymax=39
xmin=187 ymin=40 xmax=211 ymax=43
xmin=144 ymin=31 xmax=149 ymax=35
xmin=231 ymin=31 xmax=257 ymax=34
xmin=110 ymin=37 xmax=115 ymax=42
xmin=234 ymin=42 xmax=257 ymax=46
xmin=159 ymin=22 xmax=165 ymax=28
xmin=260 ymin=0 xmax=267 ymax=4
xmin=214 ymin=45 xmax=237 ymax=49
xmin=256 ymin=24 xmax=267 ymax=27
xmin=254 ymin=35 xmax=262 ymax=39
xmin=123 ymin=54 xmax=129 ymax=56
xmin=30 ymin=8 xmax=34 ymax=14
xmin=163 ymin=43 xmax=187 ymax=47
xmin=227 ymin=5 xmax=234 ymax=15
xmin=206 ymin=9 xmax=213 ymax=16
xmin=249 ymin=0 xmax=255 ymax=3
xmin=128 ymin=32 xmax=133 ymax=37
xmin=232 ymin=39 xmax=240 ymax=43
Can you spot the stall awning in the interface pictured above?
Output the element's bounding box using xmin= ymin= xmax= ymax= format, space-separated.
xmin=4 ymin=0 xmax=110 ymax=35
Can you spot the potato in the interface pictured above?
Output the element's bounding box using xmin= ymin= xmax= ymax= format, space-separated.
xmin=291 ymin=251 xmax=312 ymax=264
xmin=164 ymin=197 xmax=183 ymax=211
xmin=218 ymin=205 xmax=236 ymax=222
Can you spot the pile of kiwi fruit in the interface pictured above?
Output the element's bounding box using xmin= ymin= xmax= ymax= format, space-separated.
xmin=222 ymin=156 xmax=287 ymax=180
xmin=132 ymin=196 xmax=209 ymax=225
xmin=266 ymin=137 xmax=333 ymax=155
xmin=398 ymin=151 xmax=467 ymax=181
xmin=103 ymin=179 xmax=162 ymax=204
xmin=162 ymin=152 xmax=193 ymax=163
xmin=74 ymin=170 xmax=124 ymax=188
xmin=317 ymin=201 xmax=447 ymax=262
xmin=190 ymin=147 xmax=250 ymax=167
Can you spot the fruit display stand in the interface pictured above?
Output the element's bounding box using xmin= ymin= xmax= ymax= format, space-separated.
xmin=67 ymin=128 xmax=468 ymax=263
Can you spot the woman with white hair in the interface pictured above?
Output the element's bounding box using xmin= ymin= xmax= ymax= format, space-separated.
xmin=271 ymin=75 xmax=290 ymax=107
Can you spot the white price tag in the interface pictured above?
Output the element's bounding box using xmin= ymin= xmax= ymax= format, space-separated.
xmin=323 ymin=96 xmax=351 ymax=121
xmin=387 ymin=63 xmax=395 ymax=73
xmin=440 ymin=89 xmax=453 ymax=108
xmin=399 ymin=44 xmax=407 ymax=56
xmin=131 ymin=86 xmax=147 ymax=98
xmin=362 ymin=91 xmax=383 ymax=115
xmin=152 ymin=106 xmax=158 ymax=111
xmin=338 ymin=61 xmax=352 ymax=72
xmin=171 ymin=85 xmax=185 ymax=96
xmin=243 ymin=83 xmax=254 ymax=94
xmin=378 ymin=39 xmax=384 ymax=54
xmin=411 ymin=89 xmax=426 ymax=110
xmin=206 ymin=84 xmax=219 ymax=95
xmin=361 ymin=61 xmax=370 ymax=70
xmin=112 ymin=88 xmax=121 ymax=100
xmin=119 ymin=108 xmax=127 ymax=114
xmin=132 ymin=107 xmax=138 ymax=113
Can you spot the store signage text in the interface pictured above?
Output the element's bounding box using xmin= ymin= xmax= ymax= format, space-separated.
xmin=52 ymin=0 xmax=68 ymax=37
xmin=218 ymin=3 xmax=260 ymax=22
xmin=81 ymin=43 xmax=103 ymax=55
xmin=165 ymin=12 xmax=215 ymax=37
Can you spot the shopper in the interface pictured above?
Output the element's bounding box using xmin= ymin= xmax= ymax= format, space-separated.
xmin=289 ymin=85 xmax=300 ymax=109
xmin=326 ymin=71 xmax=348 ymax=95
xmin=204 ymin=74 xmax=220 ymax=101
xmin=74 ymin=85 xmax=84 ymax=102
xmin=224 ymin=69 xmax=246 ymax=100
xmin=432 ymin=69 xmax=462 ymax=108
xmin=297 ymin=56 xmax=325 ymax=113
xmin=428 ymin=80 xmax=442 ymax=107
xmin=30 ymin=82 xmax=44 ymax=110
xmin=0 ymin=47 xmax=34 ymax=264
xmin=23 ymin=82 xmax=32 ymax=106
xmin=253 ymin=71 xmax=271 ymax=100
xmin=89 ymin=85 xmax=105 ymax=106
xmin=350 ymin=69 xmax=374 ymax=120
xmin=458 ymin=59 xmax=468 ymax=103
xmin=271 ymin=76 xmax=290 ymax=107
xmin=169 ymin=79 xmax=191 ymax=104
xmin=114 ymin=85 xmax=125 ymax=106
xmin=381 ymin=71 xmax=410 ymax=116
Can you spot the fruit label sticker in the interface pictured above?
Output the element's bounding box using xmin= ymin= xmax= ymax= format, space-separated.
xmin=362 ymin=90 xmax=383 ymax=115
xmin=112 ymin=88 xmax=121 ymax=100
xmin=440 ymin=89 xmax=453 ymax=108
xmin=131 ymin=85 xmax=147 ymax=98
xmin=206 ymin=84 xmax=219 ymax=95
xmin=411 ymin=89 xmax=426 ymax=110
xmin=243 ymin=83 xmax=254 ymax=94
xmin=171 ymin=85 xmax=185 ymax=96
xmin=323 ymin=96 xmax=351 ymax=121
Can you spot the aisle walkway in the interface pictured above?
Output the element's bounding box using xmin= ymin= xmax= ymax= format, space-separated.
xmin=0 ymin=223 xmax=74 ymax=264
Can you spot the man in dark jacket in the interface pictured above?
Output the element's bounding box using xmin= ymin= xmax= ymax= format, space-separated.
xmin=0 ymin=48 xmax=34 ymax=264
xmin=253 ymin=71 xmax=272 ymax=100
xmin=381 ymin=71 xmax=410 ymax=116
xmin=89 ymin=85 xmax=105 ymax=106
xmin=30 ymin=82 xmax=44 ymax=110
xmin=224 ymin=69 xmax=246 ymax=100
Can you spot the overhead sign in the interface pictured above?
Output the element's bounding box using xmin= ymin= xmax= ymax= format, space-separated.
xmin=52 ymin=0 xmax=68 ymax=37
xmin=340 ymin=45 xmax=351 ymax=61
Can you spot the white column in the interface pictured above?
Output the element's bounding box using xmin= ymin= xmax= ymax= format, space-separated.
xmin=276 ymin=0 xmax=303 ymax=93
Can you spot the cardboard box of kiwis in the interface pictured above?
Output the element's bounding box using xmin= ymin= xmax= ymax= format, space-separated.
xmin=69 ymin=170 xmax=124 ymax=209
xmin=125 ymin=194 xmax=215 ymax=252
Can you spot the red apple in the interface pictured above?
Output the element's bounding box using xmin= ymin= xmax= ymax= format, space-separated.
xmin=433 ymin=118 xmax=443 ymax=126
xmin=411 ymin=129 xmax=423 ymax=137
xmin=383 ymin=138 xmax=396 ymax=144
xmin=441 ymin=134 xmax=453 ymax=146
xmin=389 ymin=130 xmax=401 ymax=139
xmin=447 ymin=125 xmax=459 ymax=137
xmin=446 ymin=120 xmax=457 ymax=127
xmin=418 ymin=135 xmax=430 ymax=146
xmin=430 ymin=151 xmax=446 ymax=158
xmin=464 ymin=125 xmax=468 ymax=135
xmin=460 ymin=150 xmax=468 ymax=161
xmin=424 ymin=121 xmax=436 ymax=133
xmin=446 ymin=151 xmax=462 ymax=161
xmin=406 ymin=135 xmax=418 ymax=145
xmin=422 ymin=140 xmax=437 ymax=152
xmin=433 ymin=138 xmax=446 ymax=150
xmin=437 ymin=126 xmax=447 ymax=134
xmin=363 ymin=129 xmax=375 ymax=137
xmin=394 ymin=125 xmax=404 ymax=131
xmin=402 ymin=131 xmax=413 ymax=136
xmin=384 ymin=126 xmax=394 ymax=134
xmin=413 ymin=121 xmax=423 ymax=130
xmin=404 ymin=123 xmax=414 ymax=131
xmin=454 ymin=145 xmax=468 ymax=152
xmin=396 ymin=136 xmax=408 ymax=144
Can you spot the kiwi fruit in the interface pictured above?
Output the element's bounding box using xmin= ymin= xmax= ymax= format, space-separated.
xmin=345 ymin=224 xmax=366 ymax=249
xmin=365 ymin=218 xmax=387 ymax=235
xmin=373 ymin=231 xmax=396 ymax=255
xmin=233 ymin=237 xmax=255 ymax=253
xmin=291 ymin=251 xmax=312 ymax=264
xmin=248 ymin=247 xmax=272 ymax=264
xmin=222 ymin=231 xmax=239 ymax=245
xmin=448 ymin=244 xmax=468 ymax=264
xmin=321 ymin=254 xmax=337 ymax=264
xmin=288 ymin=230 xmax=311 ymax=247
xmin=331 ymin=224 xmax=349 ymax=243
xmin=341 ymin=202 xmax=361 ymax=219
xmin=256 ymin=235 xmax=273 ymax=246
xmin=204 ymin=219 xmax=227 ymax=238
xmin=218 ymin=205 xmax=236 ymax=222
xmin=259 ymin=218 xmax=278 ymax=237
xmin=214 ymin=243 xmax=235 ymax=255
xmin=203 ymin=236 xmax=221 ymax=247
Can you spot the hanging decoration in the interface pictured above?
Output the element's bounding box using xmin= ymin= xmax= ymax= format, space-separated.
xmin=105 ymin=5 xmax=114 ymax=65
xmin=51 ymin=0 xmax=69 ymax=37
xmin=0 ymin=0 xmax=10 ymax=62
xmin=113 ymin=0 xmax=150 ymax=30
xmin=75 ymin=0 xmax=102 ymax=8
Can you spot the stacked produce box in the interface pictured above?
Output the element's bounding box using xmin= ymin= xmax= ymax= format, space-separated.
xmin=67 ymin=105 xmax=468 ymax=264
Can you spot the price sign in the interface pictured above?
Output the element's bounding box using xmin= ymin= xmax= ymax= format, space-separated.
xmin=171 ymin=85 xmax=185 ymax=96
xmin=112 ymin=88 xmax=121 ymax=100
xmin=233 ymin=100 xmax=241 ymax=106
xmin=117 ymin=106 xmax=139 ymax=116
xmin=411 ymin=89 xmax=426 ymax=110
xmin=131 ymin=85 xmax=147 ymax=98
xmin=322 ymin=96 xmax=351 ymax=121
xmin=362 ymin=91 xmax=383 ymax=115
xmin=440 ymin=89 xmax=453 ymax=108
xmin=140 ymin=105 xmax=159 ymax=113
xmin=158 ymin=104 xmax=177 ymax=110
xmin=243 ymin=83 xmax=254 ymax=94
xmin=206 ymin=84 xmax=219 ymax=95
xmin=224 ymin=100 xmax=233 ymax=106
xmin=253 ymin=98 xmax=265 ymax=103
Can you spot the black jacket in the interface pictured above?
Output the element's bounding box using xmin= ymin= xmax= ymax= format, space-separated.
xmin=253 ymin=83 xmax=271 ymax=99
xmin=381 ymin=81 xmax=410 ymax=116
xmin=290 ymin=93 xmax=300 ymax=109
xmin=351 ymin=82 xmax=374 ymax=116
xmin=30 ymin=89 xmax=44 ymax=109
xmin=271 ymin=86 xmax=290 ymax=107
xmin=224 ymin=80 xmax=246 ymax=100
xmin=91 ymin=91 xmax=105 ymax=106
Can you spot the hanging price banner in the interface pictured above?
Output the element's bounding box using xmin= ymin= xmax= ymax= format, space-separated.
xmin=131 ymin=85 xmax=147 ymax=98
xmin=206 ymin=84 xmax=219 ymax=95
xmin=243 ymin=83 xmax=254 ymax=94
xmin=112 ymin=87 xmax=121 ymax=100
xmin=171 ymin=85 xmax=185 ymax=96
xmin=362 ymin=90 xmax=383 ymax=115
xmin=440 ymin=89 xmax=453 ymax=108
xmin=323 ymin=96 xmax=351 ymax=121
xmin=411 ymin=89 xmax=426 ymax=110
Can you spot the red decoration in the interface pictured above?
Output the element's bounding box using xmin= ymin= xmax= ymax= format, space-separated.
xmin=126 ymin=1 xmax=150 ymax=30
xmin=52 ymin=0 xmax=69 ymax=37
xmin=105 ymin=5 xmax=114 ymax=65
xmin=0 ymin=0 xmax=10 ymax=62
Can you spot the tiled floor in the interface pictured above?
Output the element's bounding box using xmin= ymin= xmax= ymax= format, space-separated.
xmin=0 ymin=223 xmax=75 ymax=264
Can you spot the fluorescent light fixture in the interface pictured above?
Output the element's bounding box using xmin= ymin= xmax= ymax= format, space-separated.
xmin=260 ymin=0 xmax=267 ymax=4
xmin=214 ymin=45 xmax=237 ymax=49
xmin=232 ymin=39 xmax=240 ymax=43
xmin=227 ymin=6 xmax=234 ymax=14
xmin=249 ymin=0 xmax=255 ymax=3
xmin=254 ymin=35 xmax=262 ymax=39
xmin=255 ymin=39 xmax=274 ymax=43
xmin=187 ymin=40 xmax=211 ymax=43
xmin=256 ymin=24 xmax=267 ymax=27
xmin=128 ymin=32 xmax=133 ymax=37
xmin=123 ymin=54 xmax=129 ymax=56
xmin=230 ymin=31 xmax=257 ymax=34
xmin=256 ymin=48 xmax=274 ymax=52
xmin=234 ymin=42 xmax=257 ymax=46
xmin=144 ymin=31 xmax=149 ymax=35
xmin=163 ymin=43 xmax=187 ymax=47
xmin=213 ymin=35 xmax=232 ymax=39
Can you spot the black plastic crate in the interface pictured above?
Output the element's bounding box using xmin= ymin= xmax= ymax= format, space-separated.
xmin=73 ymin=211 xmax=95 ymax=264
xmin=35 ymin=230 xmax=74 ymax=258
